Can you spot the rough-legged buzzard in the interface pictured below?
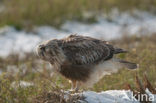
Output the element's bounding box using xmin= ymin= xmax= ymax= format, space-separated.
xmin=36 ymin=35 xmax=138 ymax=91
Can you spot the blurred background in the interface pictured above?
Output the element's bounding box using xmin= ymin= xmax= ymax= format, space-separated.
xmin=0 ymin=0 xmax=156 ymax=57
xmin=0 ymin=0 xmax=156 ymax=102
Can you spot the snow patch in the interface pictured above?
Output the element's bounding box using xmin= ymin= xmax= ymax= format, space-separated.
xmin=83 ymin=90 xmax=139 ymax=103
xmin=11 ymin=81 xmax=34 ymax=89
xmin=64 ymin=90 xmax=156 ymax=103
xmin=81 ymin=90 xmax=156 ymax=103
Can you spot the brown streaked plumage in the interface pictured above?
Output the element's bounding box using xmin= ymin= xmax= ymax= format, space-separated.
xmin=36 ymin=34 xmax=138 ymax=91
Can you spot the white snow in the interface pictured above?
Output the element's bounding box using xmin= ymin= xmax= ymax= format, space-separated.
xmin=0 ymin=26 xmax=41 ymax=57
xmin=83 ymin=90 xmax=136 ymax=103
xmin=0 ymin=11 xmax=156 ymax=57
xmin=11 ymin=81 xmax=34 ymax=89
xmin=81 ymin=90 xmax=156 ymax=103
xmin=63 ymin=90 xmax=156 ymax=103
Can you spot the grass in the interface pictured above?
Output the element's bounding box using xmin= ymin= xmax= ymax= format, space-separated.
xmin=0 ymin=0 xmax=156 ymax=29
xmin=0 ymin=34 xmax=156 ymax=102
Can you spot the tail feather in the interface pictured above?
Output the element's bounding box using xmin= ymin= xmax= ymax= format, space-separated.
xmin=120 ymin=60 xmax=138 ymax=69
xmin=114 ymin=48 xmax=127 ymax=54
xmin=114 ymin=58 xmax=138 ymax=69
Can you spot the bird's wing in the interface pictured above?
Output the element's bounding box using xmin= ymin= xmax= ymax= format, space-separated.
xmin=59 ymin=35 xmax=115 ymax=65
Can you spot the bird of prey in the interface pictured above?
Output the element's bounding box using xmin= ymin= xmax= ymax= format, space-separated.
xmin=36 ymin=34 xmax=138 ymax=91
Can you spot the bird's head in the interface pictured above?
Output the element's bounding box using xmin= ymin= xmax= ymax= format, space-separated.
xmin=36 ymin=39 xmax=62 ymax=62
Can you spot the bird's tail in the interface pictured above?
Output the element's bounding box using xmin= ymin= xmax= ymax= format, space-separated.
xmin=114 ymin=48 xmax=127 ymax=54
xmin=114 ymin=58 xmax=139 ymax=69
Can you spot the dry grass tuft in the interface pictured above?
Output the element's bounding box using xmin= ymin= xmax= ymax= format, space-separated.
xmin=33 ymin=90 xmax=85 ymax=103
xmin=33 ymin=90 xmax=66 ymax=103
xmin=125 ymin=73 xmax=156 ymax=103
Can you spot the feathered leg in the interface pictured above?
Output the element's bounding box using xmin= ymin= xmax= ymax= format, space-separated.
xmin=71 ymin=80 xmax=76 ymax=90
xmin=71 ymin=80 xmax=79 ymax=92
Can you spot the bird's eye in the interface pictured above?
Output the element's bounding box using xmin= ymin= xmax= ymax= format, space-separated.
xmin=39 ymin=45 xmax=45 ymax=51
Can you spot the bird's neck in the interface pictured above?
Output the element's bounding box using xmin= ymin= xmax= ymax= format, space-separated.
xmin=50 ymin=50 xmax=66 ymax=71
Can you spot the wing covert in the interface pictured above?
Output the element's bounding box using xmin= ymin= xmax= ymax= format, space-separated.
xmin=59 ymin=35 xmax=114 ymax=65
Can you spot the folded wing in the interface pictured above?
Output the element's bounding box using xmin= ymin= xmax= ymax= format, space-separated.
xmin=59 ymin=35 xmax=115 ymax=65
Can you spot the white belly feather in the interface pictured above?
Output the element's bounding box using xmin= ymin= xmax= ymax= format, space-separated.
xmin=81 ymin=58 xmax=122 ymax=88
